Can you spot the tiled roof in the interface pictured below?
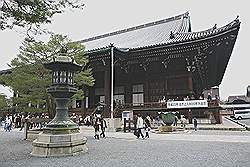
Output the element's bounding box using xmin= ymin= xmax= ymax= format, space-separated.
xmin=228 ymin=96 xmax=250 ymax=103
xmin=80 ymin=12 xmax=191 ymax=51
xmin=0 ymin=69 xmax=11 ymax=75
xmin=124 ymin=17 xmax=240 ymax=52
xmin=166 ymin=19 xmax=240 ymax=45
xmin=81 ymin=13 xmax=240 ymax=53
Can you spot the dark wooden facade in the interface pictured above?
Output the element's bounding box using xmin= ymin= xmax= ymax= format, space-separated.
xmin=75 ymin=12 xmax=240 ymax=123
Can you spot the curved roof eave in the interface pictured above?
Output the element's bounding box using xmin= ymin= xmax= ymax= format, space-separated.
xmin=129 ymin=18 xmax=241 ymax=52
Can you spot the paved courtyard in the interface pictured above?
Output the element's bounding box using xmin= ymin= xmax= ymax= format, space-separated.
xmin=0 ymin=128 xmax=250 ymax=167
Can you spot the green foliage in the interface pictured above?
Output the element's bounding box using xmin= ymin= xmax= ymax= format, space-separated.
xmin=0 ymin=94 xmax=9 ymax=109
xmin=0 ymin=0 xmax=84 ymax=33
xmin=75 ymin=69 xmax=94 ymax=87
xmin=0 ymin=34 xmax=94 ymax=114
xmin=0 ymin=57 xmax=51 ymax=113
xmin=160 ymin=112 xmax=175 ymax=126
xmin=0 ymin=93 xmax=10 ymax=117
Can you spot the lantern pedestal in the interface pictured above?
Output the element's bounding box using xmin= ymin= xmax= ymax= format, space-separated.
xmin=31 ymin=89 xmax=88 ymax=157
xmin=31 ymin=56 xmax=88 ymax=157
xmin=31 ymin=131 xmax=88 ymax=157
xmin=159 ymin=125 xmax=176 ymax=132
xmin=106 ymin=118 xmax=116 ymax=132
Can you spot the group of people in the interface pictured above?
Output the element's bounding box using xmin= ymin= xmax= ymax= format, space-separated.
xmin=71 ymin=112 xmax=108 ymax=140
xmin=93 ymin=115 xmax=107 ymax=140
xmin=134 ymin=114 xmax=151 ymax=139
xmin=174 ymin=115 xmax=198 ymax=131
xmin=70 ymin=113 xmax=96 ymax=127
xmin=3 ymin=115 xmax=12 ymax=132
xmin=1 ymin=113 xmax=50 ymax=132
xmin=1 ymin=111 xmax=199 ymax=137
xmin=2 ymin=114 xmax=25 ymax=132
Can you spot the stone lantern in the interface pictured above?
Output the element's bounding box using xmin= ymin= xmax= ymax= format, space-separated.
xmin=31 ymin=55 xmax=88 ymax=157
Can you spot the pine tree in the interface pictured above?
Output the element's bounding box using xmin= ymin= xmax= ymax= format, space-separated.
xmin=0 ymin=93 xmax=10 ymax=119
xmin=0 ymin=34 xmax=94 ymax=117
xmin=0 ymin=0 xmax=84 ymax=33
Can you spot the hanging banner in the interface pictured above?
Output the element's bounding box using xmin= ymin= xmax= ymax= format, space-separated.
xmin=166 ymin=100 xmax=208 ymax=109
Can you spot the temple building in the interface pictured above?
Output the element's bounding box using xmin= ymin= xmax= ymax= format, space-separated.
xmin=0 ymin=12 xmax=240 ymax=124
xmin=73 ymin=12 xmax=241 ymax=124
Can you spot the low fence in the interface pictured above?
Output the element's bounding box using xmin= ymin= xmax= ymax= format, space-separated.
xmin=23 ymin=118 xmax=51 ymax=140
xmin=123 ymin=118 xmax=135 ymax=132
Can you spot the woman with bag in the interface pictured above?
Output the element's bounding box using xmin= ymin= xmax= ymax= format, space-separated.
xmin=94 ymin=117 xmax=101 ymax=140
xmin=136 ymin=114 xmax=144 ymax=139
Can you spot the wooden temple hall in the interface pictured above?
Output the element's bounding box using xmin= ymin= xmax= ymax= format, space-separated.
xmin=73 ymin=12 xmax=240 ymax=124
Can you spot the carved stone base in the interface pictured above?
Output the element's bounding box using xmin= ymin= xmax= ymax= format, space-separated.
xmin=159 ymin=125 xmax=176 ymax=132
xmin=31 ymin=132 xmax=88 ymax=157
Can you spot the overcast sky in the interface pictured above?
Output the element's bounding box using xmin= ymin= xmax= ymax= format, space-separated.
xmin=0 ymin=0 xmax=249 ymax=100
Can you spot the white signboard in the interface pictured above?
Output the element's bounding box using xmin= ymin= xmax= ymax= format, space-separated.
xmin=167 ymin=100 xmax=208 ymax=109
xmin=122 ymin=111 xmax=133 ymax=120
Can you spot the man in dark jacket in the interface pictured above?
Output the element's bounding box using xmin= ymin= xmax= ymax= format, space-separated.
xmin=100 ymin=117 xmax=107 ymax=138
xmin=193 ymin=117 xmax=198 ymax=131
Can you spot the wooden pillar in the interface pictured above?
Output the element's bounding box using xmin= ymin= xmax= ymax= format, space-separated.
xmin=218 ymin=110 xmax=222 ymax=124
xmin=24 ymin=121 xmax=28 ymax=140
xmin=165 ymin=78 xmax=169 ymax=99
xmin=123 ymin=118 xmax=126 ymax=132
xmin=188 ymin=109 xmax=192 ymax=124
xmin=128 ymin=118 xmax=131 ymax=132
xmin=104 ymin=69 xmax=111 ymax=113
xmin=125 ymin=78 xmax=132 ymax=104
xmin=188 ymin=74 xmax=193 ymax=93
xmin=81 ymin=99 xmax=86 ymax=112
xmin=144 ymin=79 xmax=149 ymax=103
xmin=214 ymin=109 xmax=222 ymax=124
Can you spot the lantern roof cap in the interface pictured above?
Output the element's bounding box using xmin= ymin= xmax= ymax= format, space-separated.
xmin=53 ymin=56 xmax=74 ymax=63
xmin=44 ymin=56 xmax=81 ymax=71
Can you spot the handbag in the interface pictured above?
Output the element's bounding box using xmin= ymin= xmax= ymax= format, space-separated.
xmin=133 ymin=129 xmax=138 ymax=136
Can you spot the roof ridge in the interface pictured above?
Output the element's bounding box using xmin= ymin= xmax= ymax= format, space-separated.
xmin=175 ymin=17 xmax=240 ymax=36
xmin=80 ymin=12 xmax=189 ymax=43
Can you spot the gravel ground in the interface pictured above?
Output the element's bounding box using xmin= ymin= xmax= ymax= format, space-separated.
xmin=1 ymin=130 xmax=250 ymax=167
xmin=189 ymin=130 xmax=250 ymax=136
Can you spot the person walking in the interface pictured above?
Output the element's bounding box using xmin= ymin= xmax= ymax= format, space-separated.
xmin=136 ymin=114 xmax=144 ymax=139
xmin=193 ymin=117 xmax=198 ymax=131
xmin=173 ymin=115 xmax=178 ymax=126
xmin=94 ymin=117 xmax=101 ymax=140
xmin=155 ymin=115 xmax=160 ymax=127
xmin=4 ymin=115 xmax=8 ymax=132
xmin=15 ymin=114 xmax=21 ymax=128
xmin=100 ymin=117 xmax=107 ymax=138
xmin=133 ymin=115 xmax=138 ymax=137
xmin=19 ymin=115 xmax=25 ymax=131
xmin=181 ymin=115 xmax=187 ymax=129
xmin=5 ymin=116 xmax=12 ymax=132
xmin=84 ymin=114 xmax=91 ymax=126
xmin=144 ymin=117 xmax=151 ymax=138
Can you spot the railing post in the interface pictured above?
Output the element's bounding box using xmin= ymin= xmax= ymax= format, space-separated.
xmin=123 ymin=118 xmax=126 ymax=132
xmin=24 ymin=120 xmax=28 ymax=140
xmin=128 ymin=118 xmax=131 ymax=132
